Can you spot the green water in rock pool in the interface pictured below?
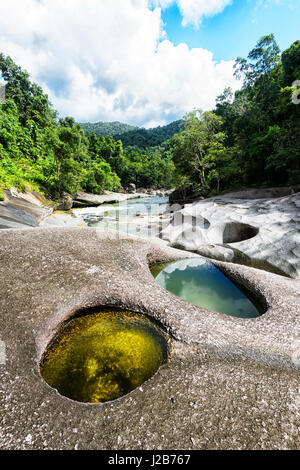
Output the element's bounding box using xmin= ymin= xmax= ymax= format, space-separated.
xmin=40 ymin=309 xmax=168 ymax=403
xmin=151 ymin=259 xmax=262 ymax=318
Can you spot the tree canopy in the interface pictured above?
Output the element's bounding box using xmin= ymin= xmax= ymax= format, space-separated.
xmin=169 ymin=35 xmax=300 ymax=196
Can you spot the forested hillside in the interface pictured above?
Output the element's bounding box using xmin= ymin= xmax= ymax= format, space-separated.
xmin=114 ymin=120 xmax=182 ymax=149
xmin=79 ymin=119 xmax=183 ymax=150
xmin=79 ymin=121 xmax=138 ymax=138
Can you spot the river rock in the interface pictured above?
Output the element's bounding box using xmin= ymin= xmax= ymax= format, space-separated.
xmin=125 ymin=183 xmax=136 ymax=194
xmin=40 ymin=211 xmax=87 ymax=228
xmin=0 ymin=189 xmax=53 ymax=229
xmin=73 ymin=190 xmax=146 ymax=207
xmin=220 ymin=186 xmax=300 ymax=200
xmin=58 ymin=192 xmax=73 ymax=211
xmin=161 ymin=190 xmax=300 ymax=279
xmin=0 ymin=227 xmax=299 ymax=450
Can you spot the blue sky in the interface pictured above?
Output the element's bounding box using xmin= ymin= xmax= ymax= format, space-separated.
xmin=159 ymin=0 xmax=300 ymax=61
xmin=0 ymin=0 xmax=298 ymax=127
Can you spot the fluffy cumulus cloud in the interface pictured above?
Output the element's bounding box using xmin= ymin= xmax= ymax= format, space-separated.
xmin=177 ymin=0 xmax=232 ymax=26
xmin=0 ymin=0 xmax=240 ymax=127
xmin=151 ymin=0 xmax=232 ymax=27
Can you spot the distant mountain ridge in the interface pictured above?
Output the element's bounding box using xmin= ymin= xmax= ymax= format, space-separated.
xmin=79 ymin=121 xmax=138 ymax=137
xmin=79 ymin=119 xmax=183 ymax=149
xmin=115 ymin=120 xmax=182 ymax=149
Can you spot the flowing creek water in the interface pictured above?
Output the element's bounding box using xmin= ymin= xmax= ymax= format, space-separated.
xmin=72 ymin=196 xmax=169 ymax=239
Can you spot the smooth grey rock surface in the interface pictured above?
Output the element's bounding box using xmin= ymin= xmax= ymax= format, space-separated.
xmin=73 ymin=190 xmax=148 ymax=207
xmin=0 ymin=227 xmax=299 ymax=450
xmin=162 ymin=191 xmax=300 ymax=279
xmin=40 ymin=212 xmax=87 ymax=228
xmin=0 ymin=189 xmax=53 ymax=229
xmin=218 ymin=186 xmax=300 ymax=200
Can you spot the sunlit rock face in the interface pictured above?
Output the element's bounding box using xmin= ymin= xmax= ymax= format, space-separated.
xmin=40 ymin=309 xmax=169 ymax=403
xmin=151 ymin=258 xmax=263 ymax=319
xmin=161 ymin=191 xmax=300 ymax=279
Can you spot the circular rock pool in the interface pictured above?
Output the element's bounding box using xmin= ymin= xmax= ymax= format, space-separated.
xmin=40 ymin=309 xmax=169 ymax=403
xmin=151 ymin=258 xmax=263 ymax=318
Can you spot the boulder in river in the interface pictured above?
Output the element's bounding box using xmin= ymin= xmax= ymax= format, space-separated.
xmin=58 ymin=192 xmax=73 ymax=211
xmin=125 ymin=183 xmax=136 ymax=194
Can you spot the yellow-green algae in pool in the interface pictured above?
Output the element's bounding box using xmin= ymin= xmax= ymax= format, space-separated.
xmin=40 ymin=309 xmax=168 ymax=403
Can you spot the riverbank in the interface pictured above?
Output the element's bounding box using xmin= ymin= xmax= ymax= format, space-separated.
xmin=0 ymin=188 xmax=162 ymax=230
xmin=0 ymin=189 xmax=54 ymax=229
xmin=1 ymin=189 xmax=299 ymax=450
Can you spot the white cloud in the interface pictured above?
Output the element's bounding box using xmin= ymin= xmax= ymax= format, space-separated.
xmin=0 ymin=0 xmax=240 ymax=127
xmin=151 ymin=0 xmax=232 ymax=27
xmin=179 ymin=0 xmax=232 ymax=27
xmin=151 ymin=0 xmax=174 ymax=8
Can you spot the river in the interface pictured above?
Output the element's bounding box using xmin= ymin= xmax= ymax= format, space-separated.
xmin=72 ymin=196 xmax=170 ymax=240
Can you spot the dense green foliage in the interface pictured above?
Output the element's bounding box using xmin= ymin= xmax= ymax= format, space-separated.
xmin=79 ymin=121 xmax=138 ymax=138
xmin=170 ymin=110 xmax=228 ymax=193
xmin=228 ymin=35 xmax=300 ymax=188
xmin=85 ymin=132 xmax=174 ymax=189
xmin=169 ymin=35 xmax=300 ymax=196
xmin=0 ymin=54 xmax=174 ymax=199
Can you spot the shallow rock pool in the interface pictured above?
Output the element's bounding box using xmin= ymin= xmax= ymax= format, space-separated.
xmin=151 ymin=258 xmax=262 ymax=318
xmin=40 ymin=309 xmax=169 ymax=403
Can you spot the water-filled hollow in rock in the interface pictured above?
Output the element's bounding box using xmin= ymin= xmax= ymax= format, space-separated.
xmin=151 ymin=258 xmax=264 ymax=319
xmin=40 ymin=309 xmax=169 ymax=403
